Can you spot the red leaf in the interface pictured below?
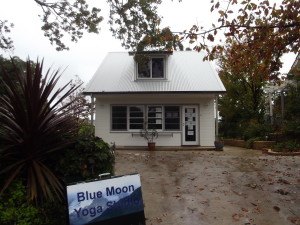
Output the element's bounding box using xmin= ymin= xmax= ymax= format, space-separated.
xmin=207 ymin=34 xmax=215 ymax=41
xmin=218 ymin=10 xmax=225 ymax=16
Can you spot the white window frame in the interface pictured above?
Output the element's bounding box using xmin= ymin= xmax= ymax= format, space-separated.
xmin=164 ymin=105 xmax=181 ymax=131
xmin=128 ymin=105 xmax=145 ymax=131
xmin=111 ymin=105 xmax=181 ymax=131
xmin=147 ymin=105 xmax=163 ymax=131
xmin=136 ymin=56 xmax=167 ymax=80
xmin=111 ymin=105 xmax=127 ymax=131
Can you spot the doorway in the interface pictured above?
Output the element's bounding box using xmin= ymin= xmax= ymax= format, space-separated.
xmin=182 ymin=105 xmax=199 ymax=145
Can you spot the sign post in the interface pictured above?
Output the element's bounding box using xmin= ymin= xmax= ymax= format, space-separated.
xmin=66 ymin=174 xmax=145 ymax=225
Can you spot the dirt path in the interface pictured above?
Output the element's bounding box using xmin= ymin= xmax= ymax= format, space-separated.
xmin=114 ymin=146 xmax=300 ymax=225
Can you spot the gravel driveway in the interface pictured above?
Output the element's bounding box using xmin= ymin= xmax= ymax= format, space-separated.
xmin=114 ymin=146 xmax=300 ymax=225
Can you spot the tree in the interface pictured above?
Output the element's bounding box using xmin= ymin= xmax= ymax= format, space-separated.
xmin=0 ymin=20 xmax=13 ymax=50
xmin=205 ymin=0 xmax=299 ymax=139
xmin=61 ymin=75 xmax=91 ymax=122
xmin=0 ymin=58 xmax=81 ymax=201
xmin=185 ymin=0 xmax=299 ymax=58
xmin=1 ymin=0 xmax=165 ymax=52
xmin=0 ymin=56 xmax=32 ymax=96
xmin=280 ymin=55 xmax=300 ymax=140
xmin=1 ymin=0 xmax=298 ymax=71
xmin=1 ymin=0 xmax=103 ymax=51
xmin=218 ymin=38 xmax=273 ymax=139
xmin=107 ymin=0 xmax=162 ymax=50
xmin=283 ymin=75 xmax=300 ymax=140
xmin=136 ymin=27 xmax=183 ymax=51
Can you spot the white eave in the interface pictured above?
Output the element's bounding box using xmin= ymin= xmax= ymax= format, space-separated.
xmin=84 ymin=51 xmax=226 ymax=95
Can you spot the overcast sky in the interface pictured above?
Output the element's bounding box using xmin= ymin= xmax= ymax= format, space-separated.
xmin=0 ymin=0 xmax=296 ymax=88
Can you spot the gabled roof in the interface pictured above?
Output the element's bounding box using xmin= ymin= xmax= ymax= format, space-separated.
xmin=84 ymin=51 xmax=226 ymax=94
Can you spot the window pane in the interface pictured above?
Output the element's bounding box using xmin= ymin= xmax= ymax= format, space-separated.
xmin=129 ymin=106 xmax=144 ymax=130
xmin=137 ymin=60 xmax=150 ymax=78
xmin=112 ymin=106 xmax=127 ymax=130
xmin=152 ymin=58 xmax=164 ymax=78
xmin=147 ymin=106 xmax=162 ymax=130
xmin=130 ymin=118 xmax=144 ymax=123
xmin=165 ymin=106 xmax=180 ymax=130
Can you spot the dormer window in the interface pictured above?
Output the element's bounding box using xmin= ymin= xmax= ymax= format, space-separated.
xmin=137 ymin=57 xmax=165 ymax=79
xmin=130 ymin=51 xmax=172 ymax=80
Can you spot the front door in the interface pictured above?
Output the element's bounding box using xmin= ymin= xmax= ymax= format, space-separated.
xmin=182 ymin=106 xmax=199 ymax=145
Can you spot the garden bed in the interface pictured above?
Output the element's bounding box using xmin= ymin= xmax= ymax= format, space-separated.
xmin=223 ymin=139 xmax=247 ymax=148
xmin=263 ymin=148 xmax=300 ymax=156
xmin=223 ymin=139 xmax=276 ymax=150
xmin=252 ymin=141 xmax=276 ymax=150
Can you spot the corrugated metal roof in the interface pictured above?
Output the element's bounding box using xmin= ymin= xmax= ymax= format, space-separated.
xmin=84 ymin=51 xmax=226 ymax=94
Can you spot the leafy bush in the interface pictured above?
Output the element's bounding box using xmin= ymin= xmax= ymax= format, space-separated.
xmin=219 ymin=121 xmax=244 ymax=139
xmin=0 ymin=179 xmax=68 ymax=225
xmin=273 ymin=141 xmax=300 ymax=152
xmin=0 ymin=123 xmax=115 ymax=225
xmin=0 ymin=180 xmax=41 ymax=225
xmin=281 ymin=75 xmax=300 ymax=141
xmin=246 ymin=137 xmax=263 ymax=149
xmin=242 ymin=120 xmax=272 ymax=140
xmin=56 ymin=123 xmax=115 ymax=183
xmin=282 ymin=120 xmax=300 ymax=142
xmin=0 ymin=59 xmax=115 ymax=224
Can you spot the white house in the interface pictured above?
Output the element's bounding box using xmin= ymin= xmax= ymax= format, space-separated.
xmin=83 ymin=51 xmax=226 ymax=148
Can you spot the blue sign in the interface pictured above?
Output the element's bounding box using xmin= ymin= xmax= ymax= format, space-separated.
xmin=66 ymin=174 xmax=145 ymax=225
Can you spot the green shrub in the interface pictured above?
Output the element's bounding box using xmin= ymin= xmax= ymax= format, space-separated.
xmin=0 ymin=124 xmax=115 ymax=225
xmin=282 ymin=120 xmax=300 ymax=142
xmin=0 ymin=180 xmax=41 ymax=225
xmin=0 ymin=123 xmax=115 ymax=225
xmin=55 ymin=123 xmax=115 ymax=183
xmin=219 ymin=121 xmax=243 ymax=139
xmin=273 ymin=141 xmax=300 ymax=152
xmin=246 ymin=137 xmax=263 ymax=149
xmin=0 ymin=179 xmax=68 ymax=225
xmin=242 ymin=121 xmax=272 ymax=141
xmin=0 ymin=59 xmax=115 ymax=224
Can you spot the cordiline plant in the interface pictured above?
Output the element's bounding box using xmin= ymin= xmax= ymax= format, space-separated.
xmin=0 ymin=58 xmax=81 ymax=202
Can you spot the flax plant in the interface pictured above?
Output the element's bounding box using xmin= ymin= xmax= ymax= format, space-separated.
xmin=0 ymin=58 xmax=81 ymax=202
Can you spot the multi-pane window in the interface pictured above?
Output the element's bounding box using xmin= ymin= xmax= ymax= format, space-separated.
xmin=111 ymin=106 xmax=127 ymax=130
xmin=147 ymin=106 xmax=163 ymax=130
xmin=164 ymin=106 xmax=180 ymax=130
xmin=137 ymin=57 xmax=165 ymax=79
xmin=129 ymin=106 xmax=144 ymax=130
xmin=111 ymin=105 xmax=180 ymax=131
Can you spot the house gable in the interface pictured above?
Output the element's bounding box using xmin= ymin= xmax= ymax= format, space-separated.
xmin=84 ymin=51 xmax=226 ymax=94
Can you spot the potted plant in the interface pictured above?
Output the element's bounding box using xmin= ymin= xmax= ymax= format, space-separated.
xmin=140 ymin=123 xmax=158 ymax=150
xmin=214 ymin=136 xmax=224 ymax=151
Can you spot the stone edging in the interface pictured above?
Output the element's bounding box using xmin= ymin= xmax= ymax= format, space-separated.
xmin=263 ymin=148 xmax=300 ymax=156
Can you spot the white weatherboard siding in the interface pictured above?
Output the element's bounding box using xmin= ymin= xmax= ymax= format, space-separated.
xmin=85 ymin=51 xmax=225 ymax=147
xmin=94 ymin=94 xmax=215 ymax=147
xmin=199 ymin=98 xmax=215 ymax=146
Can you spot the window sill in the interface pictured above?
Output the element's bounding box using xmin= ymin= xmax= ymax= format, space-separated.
xmin=131 ymin=132 xmax=175 ymax=137
xmin=135 ymin=78 xmax=169 ymax=82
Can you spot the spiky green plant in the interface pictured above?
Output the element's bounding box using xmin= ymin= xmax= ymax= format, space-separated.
xmin=0 ymin=58 xmax=81 ymax=202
